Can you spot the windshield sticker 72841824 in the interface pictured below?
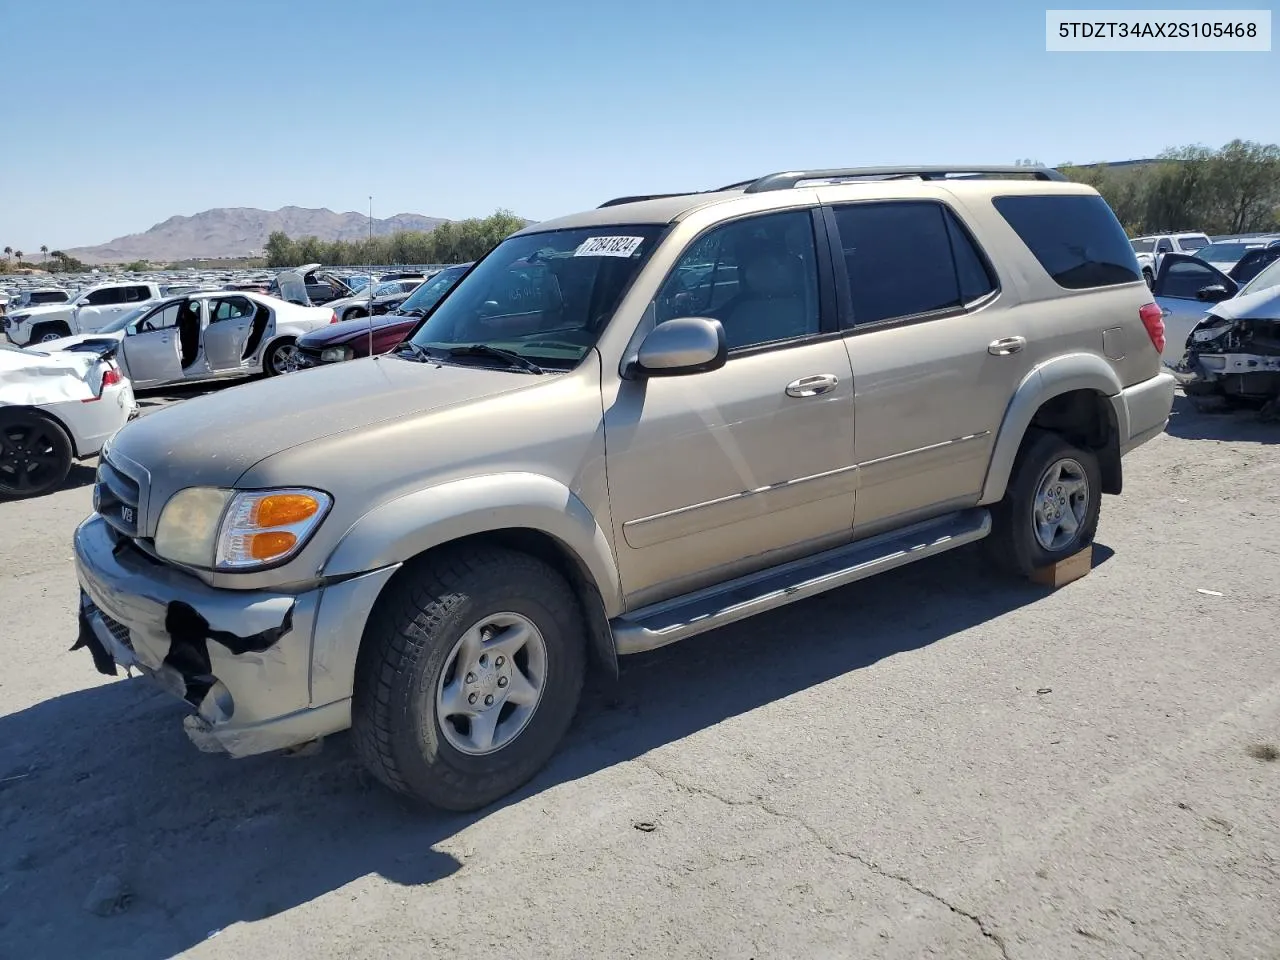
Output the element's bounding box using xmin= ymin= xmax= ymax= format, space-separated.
xmin=573 ymin=236 xmax=645 ymax=258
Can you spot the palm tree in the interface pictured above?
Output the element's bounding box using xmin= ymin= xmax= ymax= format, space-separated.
xmin=13 ymin=250 xmax=23 ymax=265
xmin=3 ymin=246 xmax=11 ymax=263
xmin=40 ymin=244 xmax=48 ymax=264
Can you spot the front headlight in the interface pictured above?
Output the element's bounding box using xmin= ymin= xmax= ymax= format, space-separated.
xmin=154 ymin=486 xmax=332 ymax=570
xmin=9 ymin=313 xmax=29 ymax=326
xmin=320 ymin=345 xmax=354 ymax=362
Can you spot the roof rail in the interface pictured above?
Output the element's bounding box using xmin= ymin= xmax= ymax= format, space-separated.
xmin=730 ymin=165 xmax=1068 ymax=193
xmin=597 ymin=193 xmax=694 ymax=208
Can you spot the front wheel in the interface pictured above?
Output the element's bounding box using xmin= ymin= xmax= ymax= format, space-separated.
xmin=263 ymin=338 xmax=300 ymax=376
xmin=986 ymin=430 xmax=1101 ymax=577
xmin=352 ymin=546 xmax=587 ymax=811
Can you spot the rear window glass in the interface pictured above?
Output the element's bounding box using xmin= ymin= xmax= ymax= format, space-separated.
xmin=993 ymin=195 xmax=1141 ymax=289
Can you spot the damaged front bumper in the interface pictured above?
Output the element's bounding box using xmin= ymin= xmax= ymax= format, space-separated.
xmin=73 ymin=514 xmax=398 ymax=757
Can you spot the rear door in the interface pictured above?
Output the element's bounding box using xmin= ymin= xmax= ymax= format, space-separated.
xmin=203 ymin=296 xmax=256 ymax=369
xmin=118 ymin=301 xmax=183 ymax=386
xmin=1151 ymin=254 xmax=1238 ymax=366
xmin=819 ymin=195 xmax=1019 ymax=534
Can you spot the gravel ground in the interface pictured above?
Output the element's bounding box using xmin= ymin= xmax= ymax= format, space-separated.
xmin=1 ymin=392 xmax=1278 ymax=959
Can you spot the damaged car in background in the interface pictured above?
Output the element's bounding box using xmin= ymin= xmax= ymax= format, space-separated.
xmin=1176 ymin=255 xmax=1280 ymax=416
xmin=1 ymin=341 xmax=135 ymax=499
xmin=34 ymin=290 xmax=339 ymax=385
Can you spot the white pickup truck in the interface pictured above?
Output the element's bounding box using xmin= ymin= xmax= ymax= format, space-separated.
xmin=3 ymin=281 xmax=163 ymax=347
xmin=1129 ymin=232 xmax=1211 ymax=286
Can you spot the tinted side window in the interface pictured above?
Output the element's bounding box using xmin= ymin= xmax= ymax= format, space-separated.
xmin=1159 ymin=259 xmax=1226 ymax=300
xmin=832 ymin=201 xmax=993 ymax=326
xmin=32 ymin=291 xmax=67 ymax=304
xmin=655 ymin=209 xmax=820 ymax=351
xmin=993 ymin=194 xmax=1141 ymax=289
xmin=1155 ymin=239 xmax=1173 ymax=254
xmin=85 ymin=287 xmax=126 ymax=306
xmin=124 ymin=286 xmax=152 ymax=302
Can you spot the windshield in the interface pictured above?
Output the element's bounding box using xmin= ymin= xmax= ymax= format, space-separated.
xmin=100 ymin=305 xmax=152 ymax=333
xmin=1130 ymin=239 xmax=1155 ymax=253
xmin=1239 ymin=258 xmax=1280 ymax=297
xmin=1178 ymin=236 xmax=1210 ymax=251
xmin=1198 ymin=242 xmax=1257 ymax=262
xmin=407 ymin=226 xmax=664 ymax=368
xmin=396 ymin=265 xmax=468 ymax=315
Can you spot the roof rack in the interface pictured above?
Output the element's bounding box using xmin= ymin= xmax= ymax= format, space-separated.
xmin=597 ymin=193 xmax=695 ymax=209
xmin=725 ymin=165 xmax=1067 ymax=193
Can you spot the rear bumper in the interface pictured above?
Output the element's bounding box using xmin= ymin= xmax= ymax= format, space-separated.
xmin=73 ymin=513 xmax=398 ymax=757
xmin=1114 ymin=371 xmax=1176 ymax=455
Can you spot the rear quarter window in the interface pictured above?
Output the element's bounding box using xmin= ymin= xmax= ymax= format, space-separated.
xmin=993 ymin=194 xmax=1142 ymax=289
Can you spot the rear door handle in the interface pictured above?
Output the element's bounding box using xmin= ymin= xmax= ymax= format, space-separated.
xmin=988 ymin=336 xmax=1026 ymax=356
xmin=786 ymin=374 xmax=839 ymax=398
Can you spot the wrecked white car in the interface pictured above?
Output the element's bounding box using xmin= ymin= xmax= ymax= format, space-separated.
xmin=1178 ymin=264 xmax=1280 ymax=415
xmin=0 ymin=341 xmax=136 ymax=498
xmin=36 ymin=290 xmax=338 ymax=386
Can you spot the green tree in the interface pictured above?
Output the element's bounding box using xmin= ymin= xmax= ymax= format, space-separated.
xmin=1206 ymin=139 xmax=1280 ymax=234
xmin=40 ymin=244 xmax=48 ymax=263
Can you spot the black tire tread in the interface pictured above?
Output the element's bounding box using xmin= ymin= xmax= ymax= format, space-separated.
xmin=986 ymin=428 xmax=1101 ymax=577
xmin=0 ymin=408 xmax=74 ymax=499
xmin=352 ymin=546 xmax=585 ymax=810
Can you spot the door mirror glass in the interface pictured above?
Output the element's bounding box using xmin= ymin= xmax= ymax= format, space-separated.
xmin=635 ymin=317 xmax=727 ymax=377
xmin=1196 ymin=284 xmax=1231 ymax=302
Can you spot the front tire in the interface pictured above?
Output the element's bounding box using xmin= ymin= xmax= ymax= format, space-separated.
xmin=31 ymin=321 xmax=71 ymax=344
xmin=0 ymin=409 xmax=74 ymax=499
xmin=352 ymin=546 xmax=587 ymax=811
xmin=986 ymin=430 xmax=1101 ymax=577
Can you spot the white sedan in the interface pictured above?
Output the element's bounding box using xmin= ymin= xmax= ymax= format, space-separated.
xmin=34 ymin=290 xmax=337 ymax=388
xmin=1 ymin=341 xmax=136 ymax=499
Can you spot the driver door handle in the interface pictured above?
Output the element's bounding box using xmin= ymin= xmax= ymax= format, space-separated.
xmin=988 ymin=336 xmax=1026 ymax=356
xmin=786 ymin=374 xmax=839 ymax=398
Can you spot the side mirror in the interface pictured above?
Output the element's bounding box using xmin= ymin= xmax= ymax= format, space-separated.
xmin=635 ymin=317 xmax=727 ymax=377
xmin=1196 ymin=284 xmax=1231 ymax=302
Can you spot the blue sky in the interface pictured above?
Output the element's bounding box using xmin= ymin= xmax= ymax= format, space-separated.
xmin=1 ymin=0 xmax=1274 ymax=250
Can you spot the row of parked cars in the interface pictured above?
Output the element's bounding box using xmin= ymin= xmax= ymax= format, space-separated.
xmin=1 ymin=264 xmax=474 ymax=498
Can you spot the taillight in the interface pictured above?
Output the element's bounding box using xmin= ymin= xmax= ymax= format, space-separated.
xmin=82 ymin=366 xmax=122 ymax=402
xmin=329 ymin=310 xmax=339 ymax=324
xmin=1139 ymin=302 xmax=1165 ymax=354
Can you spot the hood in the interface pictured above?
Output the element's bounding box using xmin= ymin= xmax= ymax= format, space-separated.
xmin=8 ymin=301 xmax=72 ymax=320
xmin=1211 ymin=284 xmax=1280 ymax=322
xmin=298 ymin=310 xmax=416 ymax=347
xmin=107 ymin=353 xmax=546 ymax=515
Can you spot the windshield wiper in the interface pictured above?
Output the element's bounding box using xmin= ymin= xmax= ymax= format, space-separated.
xmin=393 ymin=341 xmax=436 ymax=363
xmin=448 ymin=344 xmax=544 ymax=374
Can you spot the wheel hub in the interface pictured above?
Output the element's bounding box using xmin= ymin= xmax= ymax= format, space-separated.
xmin=435 ymin=614 xmax=547 ymax=756
xmin=1032 ymin=458 xmax=1089 ymax=552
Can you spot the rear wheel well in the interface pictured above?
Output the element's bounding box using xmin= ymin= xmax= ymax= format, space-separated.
xmin=30 ymin=319 xmax=71 ymax=342
xmin=367 ymin=529 xmax=618 ymax=678
xmin=1025 ymin=389 xmax=1121 ymax=495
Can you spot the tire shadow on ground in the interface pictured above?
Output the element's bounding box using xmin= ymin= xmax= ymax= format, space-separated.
xmin=0 ymin=543 xmax=1077 ymax=958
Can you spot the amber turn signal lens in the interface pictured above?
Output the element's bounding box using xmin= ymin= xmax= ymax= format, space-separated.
xmin=253 ymin=494 xmax=320 ymax=528
xmin=248 ymin=531 xmax=297 ymax=560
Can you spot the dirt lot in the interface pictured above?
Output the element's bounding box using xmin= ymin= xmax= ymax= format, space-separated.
xmin=1 ymin=392 xmax=1278 ymax=960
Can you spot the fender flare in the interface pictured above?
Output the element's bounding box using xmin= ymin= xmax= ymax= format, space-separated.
xmin=322 ymin=471 xmax=624 ymax=616
xmin=979 ymin=353 xmax=1126 ymax=505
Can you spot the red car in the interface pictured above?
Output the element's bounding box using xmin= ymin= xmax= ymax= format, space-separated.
xmin=293 ymin=263 xmax=470 ymax=367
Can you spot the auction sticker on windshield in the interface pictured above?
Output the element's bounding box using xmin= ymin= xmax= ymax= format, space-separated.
xmin=574 ymin=236 xmax=645 ymax=258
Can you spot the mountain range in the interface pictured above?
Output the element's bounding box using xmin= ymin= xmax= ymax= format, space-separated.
xmin=65 ymin=207 xmax=452 ymax=263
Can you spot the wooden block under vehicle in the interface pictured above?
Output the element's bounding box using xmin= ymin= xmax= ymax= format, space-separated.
xmin=1029 ymin=545 xmax=1094 ymax=588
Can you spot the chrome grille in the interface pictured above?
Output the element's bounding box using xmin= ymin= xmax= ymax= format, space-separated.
xmin=94 ymin=455 xmax=142 ymax=538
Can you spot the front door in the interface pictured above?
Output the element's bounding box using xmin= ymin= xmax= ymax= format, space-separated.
xmin=119 ymin=301 xmax=182 ymax=387
xmin=1151 ymin=254 xmax=1238 ymax=367
xmin=74 ymin=287 xmax=128 ymax=333
xmin=204 ymin=296 xmax=256 ymax=369
xmin=603 ymin=208 xmax=858 ymax=607
xmin=821 ymin=197 xmax=1029 ymax=533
